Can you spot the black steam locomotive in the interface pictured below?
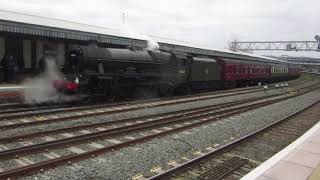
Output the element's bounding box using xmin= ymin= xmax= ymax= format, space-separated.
xmin=56 ymin=42 xmax=300 ymax=100
xmin=58 ymin=43 xmax=194 ymax=99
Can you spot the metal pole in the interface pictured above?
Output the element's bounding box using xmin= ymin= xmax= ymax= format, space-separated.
xmin=122 ymin=12 xmax=125 ymax=24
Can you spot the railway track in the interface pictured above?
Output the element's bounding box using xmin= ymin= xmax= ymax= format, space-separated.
xmin=0 ymin=78 xmax=307 ymax=116
xmin=0 ymin=79 xmax=313 ymax=131
xmin=148 ymin=95 xmax=320 ymax=180
xmin=0 ymin=83 xmax=318 ymax=179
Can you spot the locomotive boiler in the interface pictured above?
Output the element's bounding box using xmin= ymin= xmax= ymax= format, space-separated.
xmin=60 ymin=42 xmax=193 ymax=99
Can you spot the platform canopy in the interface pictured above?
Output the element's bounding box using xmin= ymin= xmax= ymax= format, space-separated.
xmin=0 ymin=9 xmax=285 ymax=64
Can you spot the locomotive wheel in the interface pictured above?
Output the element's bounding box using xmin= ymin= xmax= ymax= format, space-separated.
xmin=174 ymin=85 xmax=191 ymax=95
xmin=133 ymin=87 xmax=158 ymax=99
xmin=104 ymin=81 xmax=117 ymax=102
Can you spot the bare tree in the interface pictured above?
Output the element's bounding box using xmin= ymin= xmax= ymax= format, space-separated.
xmin=228 ymin=35 xmax=240 ymax=52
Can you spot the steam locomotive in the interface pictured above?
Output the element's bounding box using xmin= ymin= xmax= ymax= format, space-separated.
xmin=56 ymin=42 xmax=301 ymax=100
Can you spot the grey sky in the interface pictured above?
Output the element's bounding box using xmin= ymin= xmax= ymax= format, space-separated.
xmin=0 ymin=0 xmax=319 ymax=57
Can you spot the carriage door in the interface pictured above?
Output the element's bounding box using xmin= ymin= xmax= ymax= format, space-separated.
xmin=176 ymin=56 xmax=191 ymax=83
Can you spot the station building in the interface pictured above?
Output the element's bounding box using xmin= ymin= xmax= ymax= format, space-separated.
xmin=0 ymin=9 xmax=146 ymax=82
xmin=0 ymin=9 xmax=288 ymax=83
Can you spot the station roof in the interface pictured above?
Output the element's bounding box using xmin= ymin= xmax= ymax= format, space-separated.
xmin=0 ymin=9 xmax=147 ymax=47
xmin=0 ymin=9 xmax=285 ymax=64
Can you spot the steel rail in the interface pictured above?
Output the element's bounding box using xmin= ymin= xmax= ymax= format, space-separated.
xmin=0 ymin=95 xmax=271 ymax=143
xmin=0 ymin=83 xmax=316 ymax=179
xmin=148 ymin=98 xmax=320 ymax=180
xmin=0 ymin=79 xmax=306 ymax=120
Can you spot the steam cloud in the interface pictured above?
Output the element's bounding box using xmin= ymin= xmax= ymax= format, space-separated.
xmin=22 ymin=57 xmax=62 ymax=104
xmin=119 ymin=24 xmax=160 ymax=51
xmin=22 ymin=57 xmax=79 ymax=104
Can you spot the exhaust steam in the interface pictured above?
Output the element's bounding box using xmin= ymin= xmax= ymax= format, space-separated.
xmin=22 ymin=57 xmax=77 ymax=104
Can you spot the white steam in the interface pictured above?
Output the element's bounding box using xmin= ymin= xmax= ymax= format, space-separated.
xmin=23 ymin=57 xmax=64 ymax=104
xmin=119 ymin=24 xmax=160 ymax=51
xmin=145 ymin=37 xmax=160 ymax=51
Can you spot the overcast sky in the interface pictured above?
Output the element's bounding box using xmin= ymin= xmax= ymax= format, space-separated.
xmin=0 ymin=0 xmax=319 ymax=57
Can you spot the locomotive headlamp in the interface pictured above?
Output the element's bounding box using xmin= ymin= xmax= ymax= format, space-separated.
xmin=75 ymin=77 xmax=79 ymax=84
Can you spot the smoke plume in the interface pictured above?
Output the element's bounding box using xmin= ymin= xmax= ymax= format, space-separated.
xmin=119 ymin=24 xmax=160 ymax=51
xmin=22 ymin=57 xmax=64 ymax=104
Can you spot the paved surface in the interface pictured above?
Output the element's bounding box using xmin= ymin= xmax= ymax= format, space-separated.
xmin=0 ymin=84 xmax=26 ymax=92
xmin=242 ymin=120 xmax=320 ymax=180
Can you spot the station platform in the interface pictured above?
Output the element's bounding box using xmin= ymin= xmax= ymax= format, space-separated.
xmin=0 ymin=84 xmax=25 ymax=91
xmin=242 ymin=121 xmax=320 ymax=180
xmin=0 ymin=84 xmax=25 ymax=99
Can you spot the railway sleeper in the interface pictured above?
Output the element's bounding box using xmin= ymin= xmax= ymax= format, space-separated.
xmin=200 ymin=156 xmax=249 ymax=180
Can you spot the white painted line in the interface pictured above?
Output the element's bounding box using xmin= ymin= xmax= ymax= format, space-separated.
xmin=89 ymin=142 xmax=105 ymax=149
xmin=242 ymin=120 xmax=320 ymax=180
xmin=68 ymin=147 xmax=86 ymax=154
xmin=61 ymin=133 xmax=75 ymax=138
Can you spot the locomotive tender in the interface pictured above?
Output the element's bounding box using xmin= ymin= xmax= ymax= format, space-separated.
xmin=57 ymin=43 xmax=301 ymax=99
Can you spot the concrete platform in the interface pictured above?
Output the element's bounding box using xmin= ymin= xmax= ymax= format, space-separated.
xmin=0 ymin=84 xmax=25 ymax=92
xmin=242 ymin=120 xmax=320 ymax=180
